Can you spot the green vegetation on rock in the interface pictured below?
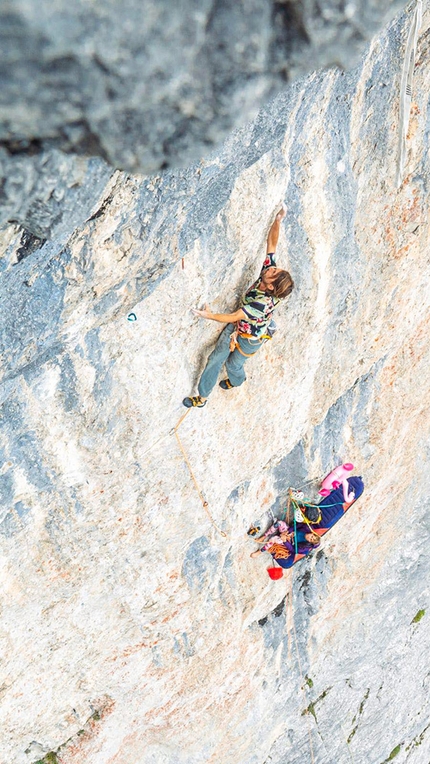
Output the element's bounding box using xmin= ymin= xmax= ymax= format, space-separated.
xmin=301 ymin=687 xmax=332 ymax=722
xmin=348 ymin=688 xmax=370 ymax=744
xmin=302 ymin=701 xmax=317 ymax=721
xmin=34 ymin=754 xmax=58 ymax=764
xmin=382 ymin=744 xmax=402 ymax=762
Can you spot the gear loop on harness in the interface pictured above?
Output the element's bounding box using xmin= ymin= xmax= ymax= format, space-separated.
xmin=230 ymin=321 xmax=272 ymax=356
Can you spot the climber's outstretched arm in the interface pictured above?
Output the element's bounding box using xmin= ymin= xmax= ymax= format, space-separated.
xmin=266 ymin=203 xmax=287 ymax=253
xmin=192 ymin=307 xmax=246 ymax=324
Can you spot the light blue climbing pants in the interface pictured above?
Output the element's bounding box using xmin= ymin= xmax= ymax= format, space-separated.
xmin=198 ymin=323 xmax=264 ymax=398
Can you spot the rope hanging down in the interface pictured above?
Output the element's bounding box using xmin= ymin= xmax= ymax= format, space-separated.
xmin=137 ymin=408 xmax=226 ymax=538
xmin=173 ymin=411 xmax=227 ymax=538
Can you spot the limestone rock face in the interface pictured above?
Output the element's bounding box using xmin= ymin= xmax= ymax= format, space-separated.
xmin=1 ymin=4 xmax=430 ymax=764
xmin=0 ymin=0 xmax=405 ymax=172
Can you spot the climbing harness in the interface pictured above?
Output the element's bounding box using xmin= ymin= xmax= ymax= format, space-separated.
xmin=229 ymin=322 xmax=274 ymax=356
xmin=234 ymin=339 xmax=265 ymax=357
xmin=396 ymin=0 xmax=422 ymax=187
xmin=173 ymin=410 xmax=227 ymax=538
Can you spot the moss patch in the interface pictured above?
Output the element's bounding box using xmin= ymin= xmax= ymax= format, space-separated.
xmin=301 ymin=686 xmax=332 ymax=722
xmin=32 ymin=707 xmax=105 ymax=763
xmin=405 ymin=721 xmax=430 ymax=751
xmin=348 ymin=688 xmax=370 ymax=744
xmin=302 ymin=701 xmax=317 ymax=721
xmin=347 ymin=727 xmax=357 ymax=744
xmin=359 ymin=688 xmax=370 ymax=715
xmin=411 ymin=609 xmax=425 ymax=624
xmin=381 ymin=744 xmax=402 ymax=762
xmin=34 ymin=754 xmax=58 ymax=764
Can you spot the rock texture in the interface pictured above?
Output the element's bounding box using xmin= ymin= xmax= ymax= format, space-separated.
xmin=0 ymin=0 xmax=406 ymax=172
xmin=1 ymin=4 xmax=430 ymax=764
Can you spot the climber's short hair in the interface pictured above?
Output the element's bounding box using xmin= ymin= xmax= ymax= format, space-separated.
xmin=272 ymin=270 xmax=294 ymax=299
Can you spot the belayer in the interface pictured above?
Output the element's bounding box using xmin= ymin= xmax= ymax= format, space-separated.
xmin=250 ymin=519 xmax=320 ymax=565
xmin=183 ymin=205 xmax=294 ymax=408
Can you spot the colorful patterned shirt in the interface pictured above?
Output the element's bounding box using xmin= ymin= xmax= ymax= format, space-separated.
xmin=237 ymin=253 xmax=280 ymax=337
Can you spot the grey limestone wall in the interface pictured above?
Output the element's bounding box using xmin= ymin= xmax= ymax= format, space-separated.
xmin=1 ymin=2 xmax=430 ymax=764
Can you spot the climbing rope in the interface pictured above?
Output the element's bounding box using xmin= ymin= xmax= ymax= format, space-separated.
xmin=138 ymin=408 xmax=227 ymax=538
xmin=291 ymin=491 xmax=299 ymax=557
xmin=139 ymin=429 xmax=173 ymax=462
xmin=285 ymin=492 xmax=292 ymax=524
xmin=173 ymin=411 xmax=227 ymax=538
xmin=172 ymin=407 xmax=192 ymax=432
xmin=292 ymin=498 xmax=318 ymax=539
xmin=292 ymin=495 xmax=348 ymax=510
xmin=295 ymin=474 xmax=324 ymax=492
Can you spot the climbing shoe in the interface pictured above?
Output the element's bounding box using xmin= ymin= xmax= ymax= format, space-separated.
xmin=182 ymin=395 xmax=207 ymax=408
xmin=219 ymin=379 xmax=234 ymax=390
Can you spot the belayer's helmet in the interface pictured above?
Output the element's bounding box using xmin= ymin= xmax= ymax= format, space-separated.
xmin=304 ymin=506 xmax=320 ymax=524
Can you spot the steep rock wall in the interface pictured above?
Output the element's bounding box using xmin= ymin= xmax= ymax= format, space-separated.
xmin=1 ymin=4 xmax=430 ymax=764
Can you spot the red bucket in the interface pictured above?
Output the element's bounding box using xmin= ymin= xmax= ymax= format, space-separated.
xmin=267 ymin=566 xmax=283 ymax=580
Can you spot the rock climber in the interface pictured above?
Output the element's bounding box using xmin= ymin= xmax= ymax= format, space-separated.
xmin=250 ymin=519 xmax=320 ymax=564
xmin=183 ymin=204 xmax=294 ymax=408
